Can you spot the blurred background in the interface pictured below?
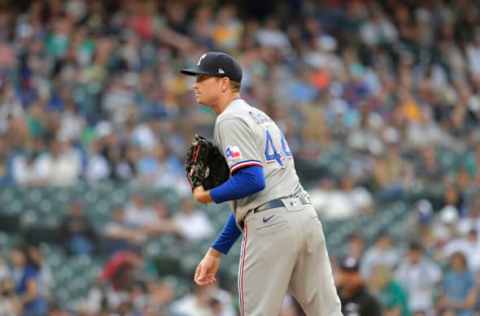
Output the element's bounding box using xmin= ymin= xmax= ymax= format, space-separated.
xmin=0 ymin=0 xmax=480 ymax=315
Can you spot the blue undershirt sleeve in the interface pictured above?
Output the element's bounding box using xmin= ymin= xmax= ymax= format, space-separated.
xmin=211 ymin=213 xmax=241 ymax=255
xmin=210 ymin=165 xmax=265 ymax=203
xmin=209 ymin=165 xmax=265 ymax=255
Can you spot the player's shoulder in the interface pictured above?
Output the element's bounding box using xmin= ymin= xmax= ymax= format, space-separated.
xmin=216 ymin=99 xmax=272 ymax=127
xmin=216 ymin=99 xmax=250 ymax=126
xmin=218 ymin=99 xmax=249 ymax=119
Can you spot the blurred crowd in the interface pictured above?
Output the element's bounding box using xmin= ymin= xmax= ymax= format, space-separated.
xmin=0 ymin=191 xmax=222 ymax=316
xmin=0 ymin=243 xmax=237 ymax=316
xmin=0 ymin=0 xmax=479 ymax=207
xmin=335 ymin=212 xmax=480 ymax=316
xmin=0 ymin=0 xmax=479 ymax=315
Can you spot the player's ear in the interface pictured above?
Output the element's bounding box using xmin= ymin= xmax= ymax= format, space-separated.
xmin=224 ymin=77 xmax=232 ymax=93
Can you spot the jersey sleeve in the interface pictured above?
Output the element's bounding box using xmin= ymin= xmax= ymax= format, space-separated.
xmin=215 ymin=118 xmax=263 ymax=173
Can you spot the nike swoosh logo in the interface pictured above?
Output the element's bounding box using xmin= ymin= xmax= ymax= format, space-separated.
xmin=262 ymin=215 xmax=275 ymax=223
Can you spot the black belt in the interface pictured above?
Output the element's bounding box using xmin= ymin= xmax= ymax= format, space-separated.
xmin=251 ymin=199 xmax=285 ymax=214
xmin=250 ymin=194 xmax=311 ymax=214
xmin=239 ymin=194 xmax=311 ymax=229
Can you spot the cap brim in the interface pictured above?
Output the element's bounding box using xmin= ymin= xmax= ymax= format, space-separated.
xmin=180 ymin=67 xmax=212 ymax=76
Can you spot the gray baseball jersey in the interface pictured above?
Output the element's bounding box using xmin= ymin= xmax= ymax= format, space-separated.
xmin=213 ymin=98 xmax=343 ymax=316
xmin=213 ymin=98 xmax=304 ymax=223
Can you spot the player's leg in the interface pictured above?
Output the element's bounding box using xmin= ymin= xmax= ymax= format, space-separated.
xmin=239 ymin=208 xmax=298 ymax=316
xmin=289 ymin=206 xmax=343 ymax=316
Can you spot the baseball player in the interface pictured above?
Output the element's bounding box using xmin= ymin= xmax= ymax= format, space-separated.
xmin=181 ymin=51 xmax=343 ymax=316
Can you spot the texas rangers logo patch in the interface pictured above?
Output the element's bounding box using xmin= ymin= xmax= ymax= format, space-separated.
xmin=225 ymin=145 xmax=242 ymax=160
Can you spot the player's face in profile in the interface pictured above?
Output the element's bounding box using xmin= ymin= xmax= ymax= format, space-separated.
xmin=193 ymin=75 xmax=222 ymax=105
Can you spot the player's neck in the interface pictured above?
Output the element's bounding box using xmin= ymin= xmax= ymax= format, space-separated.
xmin=213 ymin=92 xmax=241 ymax=114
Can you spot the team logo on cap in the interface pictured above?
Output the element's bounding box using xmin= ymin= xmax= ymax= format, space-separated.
xmin=197 ymin=53 xmax=207 ymax=66
xmin=218 ymin=68 xmax=225 ymax=74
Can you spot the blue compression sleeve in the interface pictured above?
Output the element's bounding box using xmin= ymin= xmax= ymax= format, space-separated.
xmin=210 ymin=165 xmax=265 ymax=203
xmin=211 ymin=213 xmax=242 ymax=255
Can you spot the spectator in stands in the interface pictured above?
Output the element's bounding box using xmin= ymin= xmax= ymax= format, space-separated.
xmin=0 ymin=278 xmax=20 ymax=315
xmin=136 ymin=145 xmax=167 ymax=185
xmin=439 ymin=179 xmax=467 ymax=216
xmin=8 ymin=245 xmax=48 ymax=316
xmin=26 ymin=245 xmax=52 ymax=302
xmin=369 ymin=264 xmax=410 ymax=316
xmin=206 ymin=283 xmax=236 ymax=316
xmin=85 ymin=138 xmax=111 ymax=183
xmin=373 ymin=142 xmax=412 ymax=200
xmin=170 ymin=283 xmax=235 ymax=316
xmin=81 ymin=280 xmax=110 ymax=315
xmin=123 ymin=195 xmax=178 ymax=238
xmin=359 ymin=4 xmax=398 ymax=47
xmin=104 ymin=207 xmax=147 ymax=254
xmin=360 ymin=231 xmax=400 ymax=279
xmin=58 ymin=199 xmax=97 ymax=256
xmin=339 ymin=175 xmax=374 ymax=214
xmin=173 ymin=197 xmax=213 ymax=241
xmin=150 ymin=143 xmax=190 ymax=193
xmin=99 ymin=250 xmax=144 ymax=306
xmin=147 ymin=199 xmax=181 ymax=236
xmin=143 ymin=280 xmax=175 ymax=316
xmin=346 ymin=232 xmax=366 ymax=262
xmin=395 ymin=242 xmax=441 ymax=315
xmin=437 ymin=252 xmax=477 ymax=316
xmin=34 ymin=138 xmax=82 ymax=186
xmin=124 ymin=193 xmax=158 ymax=229
xmin=96 ymin=128 xmax=138 ymax=182
xmin=11 ymin=144 xmax=47 ymax=187
xmin=432 ymin=205 xmax=461 ymax=250
xmin=442 ymin=229 xmax=480 ymax=272
xmin=127 ymin=280 xmax=149 ymax=314
xmin=84 ymin=251 xmax=150 ymax=315
xmin=407 ymin=200 xmax=437 ymax=255
xmin=415 ymin=146 xmax=444 ymax=187
xmin=170 ymin=284 xmax=218 ymax=316
xmin=458 ymin=198 xmax=480 ymax=236
xmin=337 ymin=256 xmax=382 ymax=316
xmin=310 ymin=176 xmax=373 ymax=219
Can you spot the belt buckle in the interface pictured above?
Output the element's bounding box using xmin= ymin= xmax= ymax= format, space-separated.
xmin=282 ymin=196 xmax=297 ymax=207
xmin=283 ymin=196 xmax=306 ymax=211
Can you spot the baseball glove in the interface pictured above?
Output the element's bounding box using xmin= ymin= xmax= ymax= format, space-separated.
xmin=185 ymin=134 xmax=230 ymax=190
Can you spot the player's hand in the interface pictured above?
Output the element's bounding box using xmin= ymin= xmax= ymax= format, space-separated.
xmin=194 ymin=248 xmax=222 ymax=286
xmin=193 ymin=186 xmax=213 ymax=204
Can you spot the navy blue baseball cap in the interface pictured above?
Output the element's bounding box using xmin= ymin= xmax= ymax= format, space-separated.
xmin=181 ymin=51 xmax=242 ymax=83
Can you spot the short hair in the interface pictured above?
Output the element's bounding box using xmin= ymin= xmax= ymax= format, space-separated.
xmin=229 ymin=80 xmax=241 ymax=92
xmin=450 ymin=251 xmax=467 ymax=268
